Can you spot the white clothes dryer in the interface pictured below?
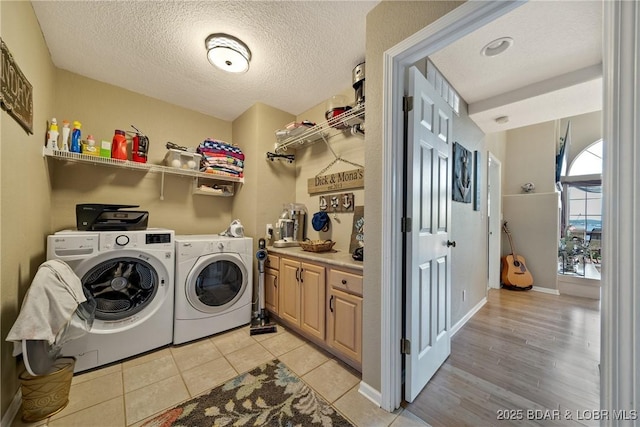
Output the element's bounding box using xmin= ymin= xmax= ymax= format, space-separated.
xmin=47 ymin=229 xmax=175 ymax=372
xmin=174 ymin=235 xmax=253 ymax=345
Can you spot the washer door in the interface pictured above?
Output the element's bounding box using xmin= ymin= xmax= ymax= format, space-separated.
xmin=73 ymin=250 xmax=170 ymax=331
xmin=186 ymin=253 xmax=248 ymax=314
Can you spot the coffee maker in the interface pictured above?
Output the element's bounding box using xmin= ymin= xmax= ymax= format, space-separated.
xmin=273 ymin=203 xmax=307 ymax=247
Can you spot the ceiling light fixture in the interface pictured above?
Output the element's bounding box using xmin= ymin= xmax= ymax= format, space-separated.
xmin=495 ymin=116 xmax=510 ymax=124
xmin=205 ymin=33 xmax=251 ymax=73
xmin=481 ymin=37 xmax=513 ymax=57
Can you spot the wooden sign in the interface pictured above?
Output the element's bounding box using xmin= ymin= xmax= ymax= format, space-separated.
xmin=1 ymin=38 xmax=33 ymax=134
xmin=308 ymin=168 xmax=364 ymax=195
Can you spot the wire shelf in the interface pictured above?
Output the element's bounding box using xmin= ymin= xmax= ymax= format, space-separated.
xmin=42 ymin=148 xmax=244 ymax=183
xmin=274 ymin=103 xmax=364 ymax=153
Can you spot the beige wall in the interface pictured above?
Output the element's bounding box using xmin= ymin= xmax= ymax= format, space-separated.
xmin=364 ymin=0 xmax=464 ymax=392
xmin=499 ymin=111 xmax=602 ymax=292
xmin=232 ymin=102 xmax=295 ymax=301
xmin=50 ymin=70 xmax=235 ymax=234
xmin=1 ymin=1 xmax=56 ymax=417
xmin=502 ymin=121 xmax=559 ymax=290
xmin=293 ymin=87 xmax=364 ymax=253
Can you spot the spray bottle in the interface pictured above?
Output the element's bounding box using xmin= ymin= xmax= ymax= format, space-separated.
xmin=70 ymin=121 xmax=82 ymax=153
xmin=60 ymin=120 xmax=71 ymax=151
xmin=46 ymin=118 xmax=59 ymax=150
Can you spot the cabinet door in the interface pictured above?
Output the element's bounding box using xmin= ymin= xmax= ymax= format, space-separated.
xmin=328 ymin=288 xmax=362 ymax=363
xmin=279 ymin=258 xmax=301 ymax=325
xmin=299 ymin=262 xmax=326 ymax=340
xmin=264 ymin=267 xmax=279 ymax=314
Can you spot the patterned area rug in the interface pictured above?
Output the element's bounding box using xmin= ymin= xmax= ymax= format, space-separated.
xmin=141 ymin=360 xmax=354 ymax=427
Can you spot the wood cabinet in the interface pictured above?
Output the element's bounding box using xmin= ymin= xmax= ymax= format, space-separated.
xmin=327 ymin=268 xmax=363 ymax=364
xmin=264 ymin=255 xmax=280 ymax=314
xmin=279 ymin=257 xmax=325 ymax=341
xmin=272 ymin=252 xmax=362 ymax=369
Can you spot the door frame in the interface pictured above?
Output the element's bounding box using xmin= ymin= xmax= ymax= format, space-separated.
xmin=487 ymin=152 xmax=502 ymax=289
xmin=380 ymin=0 xmax=526 ymax=411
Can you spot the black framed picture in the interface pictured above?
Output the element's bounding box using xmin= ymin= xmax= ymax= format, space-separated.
xmin=452 ymin=142 xmax=472 ymax=203
xmin=473 ymin=150 xmax=481 ymax=211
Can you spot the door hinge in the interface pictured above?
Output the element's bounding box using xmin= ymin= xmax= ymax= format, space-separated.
xmin=401 ymin=217 xmax=412 ymax=233
xmin=401 ymin=338 xmax=411 ymax=355
xmin=403 ymin=96 xmax=414 ymax=112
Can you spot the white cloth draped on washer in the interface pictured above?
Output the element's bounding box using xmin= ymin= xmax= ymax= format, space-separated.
xmin=6 ymin=259 xmax=91 ymax=355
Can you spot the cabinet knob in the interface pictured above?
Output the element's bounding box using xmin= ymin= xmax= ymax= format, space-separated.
xmin=341 ymin=279 xmax=347 ymax=285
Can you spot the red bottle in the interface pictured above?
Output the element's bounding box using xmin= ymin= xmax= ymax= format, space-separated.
xmin=112 ymin=130 xmax=127 ymax=160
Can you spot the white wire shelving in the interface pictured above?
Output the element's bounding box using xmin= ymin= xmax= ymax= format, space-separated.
xmin=42 ymin=147 xmax=243 ymax=199
xmin=273 ymin=103 xmax=364 ymax=154
xmin=42 ymin=147 xmax=244 ymax=183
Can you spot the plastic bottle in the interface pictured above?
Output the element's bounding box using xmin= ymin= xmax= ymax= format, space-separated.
xmin=60 ymin=120 xmax=71 ymax=151
xmin=70 ymin=121 xmax=82 ymax=153
xmin=112 ymin=130 xmax=128 ymax=160
xmin=46 ymin=118 xmax=59 ymax=150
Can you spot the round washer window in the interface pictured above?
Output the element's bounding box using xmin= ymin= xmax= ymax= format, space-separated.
xmin=188 ymin=258 xmax=246 ymax=312
xmin=82 ymin=257 xmax=158 ymax=321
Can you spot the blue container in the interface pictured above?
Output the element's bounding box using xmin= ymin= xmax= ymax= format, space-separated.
xmin=70 ymin=121 xmax=82 ymax=153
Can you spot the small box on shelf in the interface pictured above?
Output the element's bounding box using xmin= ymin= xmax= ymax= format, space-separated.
xmin=164 ymin=149 xmax=202 ymax=171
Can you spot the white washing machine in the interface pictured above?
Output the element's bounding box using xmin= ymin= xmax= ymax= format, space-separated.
xmin=46 ymin=229 xmax=175 ymax=372
xmin=174 ymin=235 xmax=253 ymax=345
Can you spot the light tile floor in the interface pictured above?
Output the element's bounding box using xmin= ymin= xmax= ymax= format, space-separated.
xmin=12 ymin=323 xmax=428 ymax=427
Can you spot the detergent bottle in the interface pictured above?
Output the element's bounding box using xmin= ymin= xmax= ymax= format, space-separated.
xmin=70 ymin=121 xmax=82 ymax=153
xmin=60 ymin=120 xmax=71 ymax=151
xmin=46 ymin=118 xmax=59 ymax=150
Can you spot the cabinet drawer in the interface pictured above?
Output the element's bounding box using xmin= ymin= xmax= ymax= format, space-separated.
xmin=265 ymin=254 xmax=280 ymax=270
xmin=329 ymin=269 xmax=362 ymax=296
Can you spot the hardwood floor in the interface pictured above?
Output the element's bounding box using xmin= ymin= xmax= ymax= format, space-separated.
xmin=405 ymin=288 xmax=600 ymax=426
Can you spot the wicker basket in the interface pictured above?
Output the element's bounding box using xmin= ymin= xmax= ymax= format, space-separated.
xmin=299 ymin=239 xmax=336 ymax=253
xmin=20 ymin=357 xmax=75 ymax=422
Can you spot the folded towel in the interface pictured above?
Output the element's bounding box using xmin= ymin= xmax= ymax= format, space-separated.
xmin=198 ymin=139 xmax=245 ymax=161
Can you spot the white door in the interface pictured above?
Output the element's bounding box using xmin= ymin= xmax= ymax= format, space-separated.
xmin=487 ymin=153 xmax=502 ymax=289
xmin=404 ymin=66 xmax=453 ymax=402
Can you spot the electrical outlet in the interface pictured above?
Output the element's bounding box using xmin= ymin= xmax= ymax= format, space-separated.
xmin=462 ymin=290 xmax=466 ymax=301
xmin=266 ymin=224 xmax=273 ymax=237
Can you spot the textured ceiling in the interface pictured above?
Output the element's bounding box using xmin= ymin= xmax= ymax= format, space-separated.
xmin=32 ymin=1 xmax=602 ymax=133
xmin=31 ymin=1 xmax=378 ymax=121
xmin=430 ymin=0 xmax=603 ymax=133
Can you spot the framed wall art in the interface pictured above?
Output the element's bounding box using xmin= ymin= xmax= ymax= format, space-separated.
xmin=473 ymin=150 xmax=481 ymax=211
xmin=452 ymin=142 xmax=472 ymax=203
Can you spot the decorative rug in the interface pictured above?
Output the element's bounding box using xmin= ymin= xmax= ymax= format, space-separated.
xmin=141 ymin=359 xmax=354 ymax=427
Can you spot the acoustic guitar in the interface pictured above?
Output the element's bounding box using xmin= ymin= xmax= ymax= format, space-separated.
xmin=501 ymin=221 xmax=534 ymax=290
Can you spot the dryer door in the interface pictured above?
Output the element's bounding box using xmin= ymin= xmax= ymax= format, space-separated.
xmin=186 ymin=253 xmax=248 ymax=314
xmin=73 ymin=250 xmax=171 ymax=332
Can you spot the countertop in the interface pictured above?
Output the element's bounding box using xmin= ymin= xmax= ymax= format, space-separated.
xmin=267 ymin=246 xmax=363 ymax=271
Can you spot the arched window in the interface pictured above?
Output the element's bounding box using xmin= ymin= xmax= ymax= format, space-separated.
xmin=562 ymin=140 xmax=602 ymax=235
xmin=568 ymin=139 xmax=602 ymax=176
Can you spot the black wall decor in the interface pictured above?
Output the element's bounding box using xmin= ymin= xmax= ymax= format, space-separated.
xmin=473 ymin=150 xmax=481 ymax=211
xmin=452 ymin=142 xmax=472 ymax=203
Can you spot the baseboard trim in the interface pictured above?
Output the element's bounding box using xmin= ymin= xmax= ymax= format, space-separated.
xmin=1 ymin=388 xmax=21 ymax=427
xmin=450 ymin=297 xmax=487 ymax=337
xmin=358 ymin=380 xmax=382 ymax=407
xmin=532 ymin=286 xmax=560 ymax=295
